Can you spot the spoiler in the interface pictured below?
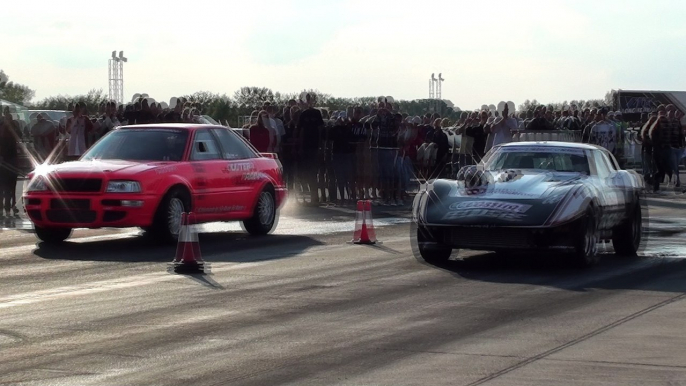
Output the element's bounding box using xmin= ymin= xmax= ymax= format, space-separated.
xmin=260 ymin=153 xmax=279 ymax=160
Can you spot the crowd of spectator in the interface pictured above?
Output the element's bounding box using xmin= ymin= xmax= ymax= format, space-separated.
xmin=0 ymin=95 xmax=684 ymax=218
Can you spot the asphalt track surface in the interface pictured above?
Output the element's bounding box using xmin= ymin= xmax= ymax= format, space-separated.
xmin=1 ymin=200 xmax=686 ymax=385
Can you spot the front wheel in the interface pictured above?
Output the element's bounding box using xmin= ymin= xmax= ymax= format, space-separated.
xmin=415 ymin=225 xmax=453 ymax=263
xmin=149 ymin=187 xmax=191 ymax=244
xmin=243 ymin=189 xmax=277 ymax=236
xmin=572 ymin=207 xmax=599 ymax=267
xmin=35 ymin=226 xmax=72 ymax=244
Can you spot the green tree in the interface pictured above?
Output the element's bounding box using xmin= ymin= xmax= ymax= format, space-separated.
xmin=0 ymin=70 xmax=35 ymax=106
xmin=233 ymin=87 xmax=275 ymax=108
xmin=31 ymin=89 xmax=108 ymax=113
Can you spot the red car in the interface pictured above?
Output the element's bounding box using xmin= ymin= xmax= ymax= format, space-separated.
xmin=23 ymin=124 xmax=287 ymax=244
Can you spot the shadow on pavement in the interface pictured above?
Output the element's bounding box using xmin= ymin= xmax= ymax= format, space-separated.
xmin=32 ymin=232 xmax=324 ymax=264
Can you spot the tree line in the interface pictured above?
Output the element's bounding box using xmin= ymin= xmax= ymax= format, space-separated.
xmin=0 ymin=69 xmax=615 ymax=127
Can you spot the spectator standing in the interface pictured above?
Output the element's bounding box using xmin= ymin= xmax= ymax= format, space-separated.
xmin=0 ymin=106 xmax=20 ymax=217
xmin=666 ymin=106 xmax=684 ymax=187
xmin=249 ymin=110 xmax=272 ymax=153
xmin=30 ymin=113 xmax=57 ymax=162
xmin=374 ymin=103 xmax=399 ymax=205
xmin=649 ymin=105 xmax=672 ymax=192
xmin=329 ymin=112 xmax=354 ymax=204
xmin=487 ymin=101 xmax=518 ymax=151
xmin=589 ymin=108 xmax=616 ymax=154
xmin=297 ymin=94 xmax=325 ymax=205
xmin=640 ymin=113 xmax=657 ymax=185
xmin=65 ymin=103 xmax=91 ymax=161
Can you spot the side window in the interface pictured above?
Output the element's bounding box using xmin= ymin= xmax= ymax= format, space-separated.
xmin=604 ymin=150 xmax=619 ymax=171
xmin=211 ymin=128 xmax=256 ymax=160
xmin=592 ymin=150 xmax=611 ymax=178
xmin=191 ymin=129 xmax=222 ymax=161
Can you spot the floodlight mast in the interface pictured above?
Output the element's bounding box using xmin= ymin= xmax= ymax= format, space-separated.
xmin=108 ymin=50 xmax=127 ymax=104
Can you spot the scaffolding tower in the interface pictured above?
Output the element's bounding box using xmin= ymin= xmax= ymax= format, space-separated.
xmin=108 ymin=51 xmax=127 ymax=104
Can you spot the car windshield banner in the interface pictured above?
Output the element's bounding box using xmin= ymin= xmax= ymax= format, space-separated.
xmin=498 ymin=146 xmax=585 ymax=156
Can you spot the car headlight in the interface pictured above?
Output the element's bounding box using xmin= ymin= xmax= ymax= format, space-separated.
xmin=542 ymin=191 xmax=567 ymax=205
xmin=106 ymin=181 xmax=142 ymax=193
xmin=26 ymin=176 xmax=48 ymax=192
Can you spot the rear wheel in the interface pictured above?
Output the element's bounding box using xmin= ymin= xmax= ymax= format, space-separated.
xmin=243 ymin=189 xmax=277 ymax=236
xmin=612 ymin=203 xmax=642 ymax=256
xmin=572 ymin=207 xmax=599 ymax=267
xmin=35 ymin=226 xmax=72 ymax=244
xmin=149 ymin=187 xmax=191 ymax=244
xmin=416 ymin=225 xmax=453 ymax=263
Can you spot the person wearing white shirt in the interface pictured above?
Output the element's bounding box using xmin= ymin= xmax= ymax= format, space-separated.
xmin=487 ymin=101 xmax=519 ymax=151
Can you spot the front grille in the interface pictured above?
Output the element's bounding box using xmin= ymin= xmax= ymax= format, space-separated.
xmin=442 ymin=227 xmax=533 ymax=249
xmin=50 ymin=199 xmax=91 ymax=210
xmin=50 ymin=178 xmax=102 ymax=193
xmin=27 ymin=210 xmax=42 ymax=221
xmin=103 ymin=211 xmax=126 ymax=222
xmin=46 ymin=210 xmax=97 ymax=223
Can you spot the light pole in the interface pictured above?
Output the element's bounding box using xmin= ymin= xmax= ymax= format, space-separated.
xmin=108 ymin=51 xmax=127 ymax=104
xmin=437 ymin=73 xmax=444 ymax=115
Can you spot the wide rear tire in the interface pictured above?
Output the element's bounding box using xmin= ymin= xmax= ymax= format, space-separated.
xmin=612 ymin=203 xmax=642 ymax=256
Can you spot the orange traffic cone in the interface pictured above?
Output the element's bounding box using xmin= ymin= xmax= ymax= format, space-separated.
xmin=350 ymin=200 xmax=377 ymax=245
xmin=172 ymin=212 xmax=205 ymax=273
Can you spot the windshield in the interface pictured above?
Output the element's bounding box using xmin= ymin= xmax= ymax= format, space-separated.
xmin=81 ymin=129 xmax=189 ymax=162
xmin=482 ymin=146 xmax=590 ymax=174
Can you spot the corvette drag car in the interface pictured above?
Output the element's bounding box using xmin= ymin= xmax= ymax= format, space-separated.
xmin=23 ymin=124 xmax=287 ymax=244
xmin=412 ymin=142 xmax=645 ymax=266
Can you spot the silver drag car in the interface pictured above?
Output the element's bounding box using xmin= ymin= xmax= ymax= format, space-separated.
xmin=412 ymin=142 xmax=645 ymax=267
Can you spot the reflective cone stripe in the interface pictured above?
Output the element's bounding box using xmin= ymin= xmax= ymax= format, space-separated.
xmin=362 ymin=200 xmax=377 ymax=243
xmin=351 ymin=200 xmax=365 ymax=242
xmin=173 ymin=212 xmax=204 ymax=265
xmin=188 ymin=213 xmax=203 ymax=263
xmin=173 ymin=213 xmax=188 ymax=263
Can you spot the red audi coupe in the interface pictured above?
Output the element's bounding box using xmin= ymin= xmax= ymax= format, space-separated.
xmin=23 ymin=124 xmax=287 ymax=244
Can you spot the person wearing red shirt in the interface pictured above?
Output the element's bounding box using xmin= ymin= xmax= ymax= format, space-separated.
xmin=249 ymin=110 xmax=272 ymax=153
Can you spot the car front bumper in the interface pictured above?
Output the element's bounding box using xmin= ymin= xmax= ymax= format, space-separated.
xmin=419 ymin=222 xmax=578 ymax=252
xmin=23 ymin=193 xmax=160 ymax=229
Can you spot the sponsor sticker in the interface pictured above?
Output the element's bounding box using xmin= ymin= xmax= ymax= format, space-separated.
xmin=229 ymin=162 xmax=254 ymax=172
xmin=155 ymin=165 xmax=177 ymax=175
xmin=442 ymin=209 xmax=526 ymax=222
xmin=449 ymin=200 xmax=532 ymax=213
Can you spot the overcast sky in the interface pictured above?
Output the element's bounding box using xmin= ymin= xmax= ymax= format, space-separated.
xmin=3 ymin=0 xmax=685 ymax=110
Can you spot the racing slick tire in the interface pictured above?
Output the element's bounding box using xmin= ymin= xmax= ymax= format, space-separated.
xmin=612 ymin=203 xmax=642 ymax=257
xmin=35 ymin=226 xmax=72 ymax=244
xmin=571 ymin=207 xmax=599 ymax=267
xmin=415 ymin=224 xmax=453 ymax=264
xmin=148 ymin=187 xmax=191 ymax=244
xmin=243 ymin=189 xmax=277 ymax=236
